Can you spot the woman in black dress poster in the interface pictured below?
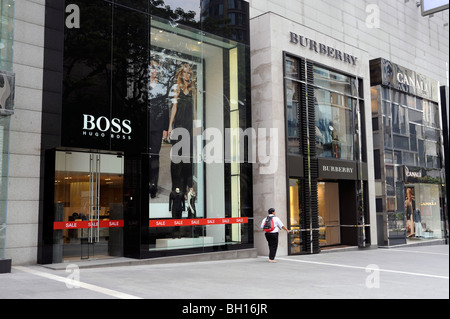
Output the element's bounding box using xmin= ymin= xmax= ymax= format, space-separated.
xmin=168 ymin=63 xmax=197 ymax=195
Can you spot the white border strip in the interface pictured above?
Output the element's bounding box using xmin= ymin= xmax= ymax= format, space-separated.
xmin=263 ymin=258 xmax=449 ymax=280
xmin=378 ymin=249 xmax=449 ymax=256
xmin=14 ymin=266 xmax=142 ymax=299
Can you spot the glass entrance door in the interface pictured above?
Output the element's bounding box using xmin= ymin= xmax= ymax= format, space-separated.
xmin=318 ymin=182 xmax=341 ymax=247
xmin=53 ymin=151 xmax=124 ymax=262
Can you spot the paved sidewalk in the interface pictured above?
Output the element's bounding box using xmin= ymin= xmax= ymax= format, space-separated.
xmin=0 ymin=245 xmax=448 ymax=301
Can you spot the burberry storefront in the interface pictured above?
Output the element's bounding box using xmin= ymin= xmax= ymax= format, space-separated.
xmin=251 ymin=12 xmax=377 ymax=257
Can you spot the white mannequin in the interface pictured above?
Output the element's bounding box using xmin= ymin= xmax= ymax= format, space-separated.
xmin=188 ymin=189 xmax=196 ymax=218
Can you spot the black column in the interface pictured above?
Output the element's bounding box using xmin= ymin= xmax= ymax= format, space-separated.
xmin=299 ymin=61 xmax=319 ymax=254
xmin=123 ymin=154 xmax=149 ymax=259
xmin=339 ymin=180 xmax=358 ymax=246
xmin=38 ymin=0 xmax=65 ymax=264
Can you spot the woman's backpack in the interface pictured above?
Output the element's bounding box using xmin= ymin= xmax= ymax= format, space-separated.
xmin=263 ymin=216 xmax=275 ymax=233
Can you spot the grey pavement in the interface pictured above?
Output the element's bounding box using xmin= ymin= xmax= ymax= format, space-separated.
xmin=0 ymin=244 xmax=448 ymax=300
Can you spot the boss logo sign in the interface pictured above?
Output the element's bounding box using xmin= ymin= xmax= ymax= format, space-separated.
xmin=82 ymin=114 xmax=132 ymax=140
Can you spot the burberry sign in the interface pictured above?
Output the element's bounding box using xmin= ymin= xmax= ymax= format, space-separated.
xmin=289 ymin=32 xmax=358 ymax=66
xmin=318 ymin=159 xmax=358 ymax=180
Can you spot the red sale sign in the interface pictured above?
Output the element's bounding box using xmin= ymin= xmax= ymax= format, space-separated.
xmin=53 ymin=220 xmax=124 ymax=230
xmin=149 ymin=217 xmax=248 ymax=228
xmin=54 ymin=218 xmax=248 ymax=229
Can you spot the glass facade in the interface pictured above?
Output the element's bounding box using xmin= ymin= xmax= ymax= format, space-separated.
xmin=201 ymin=0 xmax=249 ymax=43
xmin=285 ymin=57 xmax=362 ymax=161
xmin=0 ymin=0 xmax=14 ymax=260
xmin=372 ymin=79 xmax=446 ymax=246
xmin=284 ymin=54 xmax=369 ymax=254
xmin=314 ymin=66 xmax=358 ymax=161
xmin=0 ymin=0 xmax=14 ymax=72
xmin=148 ymin=13 xmax=252 ymax=253
xmin=43 ymin=0 xmax=252 ymax=263
xmin=53 ymin=151 xmax=125 ymax=262
xmin=285 ymin=56 xmax=301 ymax=155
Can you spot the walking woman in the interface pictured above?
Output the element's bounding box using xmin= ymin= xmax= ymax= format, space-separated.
xmin=260 ymin=208 xmax=290 ymax=263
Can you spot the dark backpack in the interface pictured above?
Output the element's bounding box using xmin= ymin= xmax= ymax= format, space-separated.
xmin=263 ymin=216 xmax=275 ymax=233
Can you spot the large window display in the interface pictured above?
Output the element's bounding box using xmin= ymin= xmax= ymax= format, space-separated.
xmin=284 ymin=58 xmax=359 ymax=160
xmin=149 ymin=45 xmax=204 ymax=217
xmin=148 ymin=15 xmax=251 ymax=252
xmin=404 ymin=184 xmax=443 ymax=240
xmin=314 ymin=66 xmax=357 ymax=161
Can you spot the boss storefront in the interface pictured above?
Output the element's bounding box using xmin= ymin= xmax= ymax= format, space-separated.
xmin=38 ymin=0 xmax=253 ymax=264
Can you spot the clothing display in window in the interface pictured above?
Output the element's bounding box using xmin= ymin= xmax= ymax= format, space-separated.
xmin=169 ymin=188 xmax=185 ymax=238
xmin=187 ymin=189 xmax=197 ymax=219
xmin=413 ymin=209 xmax=423 ymax=237
xmin=169 ymin=188 xmax=185 ymax=219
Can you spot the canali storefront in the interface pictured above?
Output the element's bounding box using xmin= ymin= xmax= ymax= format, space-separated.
xmin=370 ymin=58 xmax=447 ymax=246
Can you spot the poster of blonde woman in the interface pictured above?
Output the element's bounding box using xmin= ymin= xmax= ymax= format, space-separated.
xmin=148 ymin=49 xmax=203 ymax=220
xmin=405 ymin=187 xmax=415 ymax=238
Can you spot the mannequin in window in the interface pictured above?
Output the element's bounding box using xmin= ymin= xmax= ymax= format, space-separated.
xmin=413 ymin=209 xmax=423 ymax=238
xmin=331 ymin=126 xmax=341 ymax=159
xmin=187 ymin=188 xmax=196 ymax=219
xmin=169 ymin=187 xmax=185 ymax=238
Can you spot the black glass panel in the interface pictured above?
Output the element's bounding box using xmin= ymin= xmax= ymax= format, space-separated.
xmin=111 ymin=4 xmax=149 ymax=153
xmin=149 ymin=0 xmax=250 ymax=44
xmin=115 ymin=0 xmax=148 ymax=12
xmin=62 ymin=0 xmax=113 ymax=150
xmin=62 ymin=0 xmax=149 ymax=153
